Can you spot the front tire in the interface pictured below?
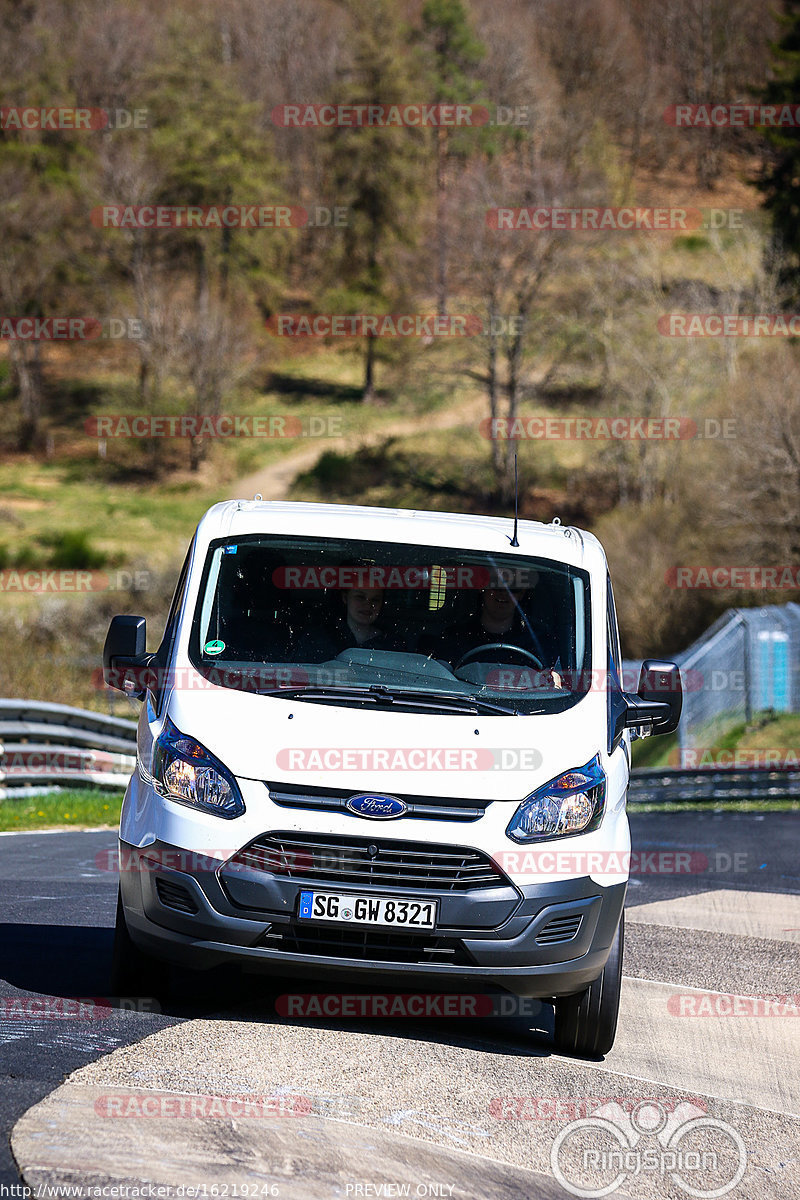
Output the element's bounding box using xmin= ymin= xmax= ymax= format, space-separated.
xmin=110 ymin=886 xmax=169 ymax=1001
xmin=553 ymin=912 xmax=624 ymax=1057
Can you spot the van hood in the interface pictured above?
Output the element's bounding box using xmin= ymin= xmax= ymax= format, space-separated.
xmin=165 ymin=681 xmax=607 ymax=802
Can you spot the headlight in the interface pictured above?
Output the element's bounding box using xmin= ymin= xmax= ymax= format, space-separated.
xmin=151 ymin=716 xmax=245 ymax=818
xmin=506 ymin=756 xmax=605 ymax=842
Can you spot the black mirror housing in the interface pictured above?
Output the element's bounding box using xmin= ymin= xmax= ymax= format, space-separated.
xmin=634 ymin=659 xmax=683 ymax=735
xmin=102 ymin=615 xmax=149 ymax=695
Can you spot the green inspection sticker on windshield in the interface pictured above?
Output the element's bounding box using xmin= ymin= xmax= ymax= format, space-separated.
xmin=204 ymin=639 xmax=226 ymax=656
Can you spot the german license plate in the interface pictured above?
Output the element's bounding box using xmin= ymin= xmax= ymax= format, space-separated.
xmin=297 ymin=890 xmax=437 ymax=929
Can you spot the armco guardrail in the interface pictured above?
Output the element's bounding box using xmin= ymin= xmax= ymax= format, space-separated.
xmin=0 ymin=699 xmax=137 ymax=796
xmin=0 ymin=698 xmax=796 ymax=803
xmin=628 ymin=766 xmax=800 ymax=804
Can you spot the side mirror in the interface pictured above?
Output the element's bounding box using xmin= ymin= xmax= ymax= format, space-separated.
xmin=102 ymin=615 xmax=155 ymax=699
xmin=624 ymin=659 xmax=683 ymax=736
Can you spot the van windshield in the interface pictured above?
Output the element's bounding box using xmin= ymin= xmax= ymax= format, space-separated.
xmin=188 ymin=534 xmax=592 ymax=715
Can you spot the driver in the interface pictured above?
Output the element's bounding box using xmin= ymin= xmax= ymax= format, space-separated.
xmin=426 ymin=582 xmax=551 ymax=669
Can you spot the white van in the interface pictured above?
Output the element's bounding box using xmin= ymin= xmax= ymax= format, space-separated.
xmin=104 ymin=500 xmax=681 ymax=1055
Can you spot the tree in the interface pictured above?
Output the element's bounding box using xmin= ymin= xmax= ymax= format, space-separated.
xmin=322 ymin=0 xmax=426 ymax=402
xmin=0 ymin=1 xmax=99 ymax=450
xmin=456 ymin=153 xmax=570 ymax=502
xmin=177 ymin=292 xmax=251 ymax=471
xmin=141 ymin=14 xmax=288 ymax=314
xmin=418 ymin=0 xmax=487 ymax=315
xmin=758 ymin=0 xmax=800 ymax=303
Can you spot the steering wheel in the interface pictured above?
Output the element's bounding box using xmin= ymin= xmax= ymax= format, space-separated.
xmin=454 ymin=642 xmax=544 ymax=670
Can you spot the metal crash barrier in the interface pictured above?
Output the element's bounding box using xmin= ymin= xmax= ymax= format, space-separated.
xmin=0 ymin=699 xmax=137 ymax=798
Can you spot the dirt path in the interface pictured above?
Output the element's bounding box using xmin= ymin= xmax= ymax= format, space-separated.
xmin=233 ymin=394 xmax=486 ymax=502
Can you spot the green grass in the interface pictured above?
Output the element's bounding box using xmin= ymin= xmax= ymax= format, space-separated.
xmin=0 ymin=788 xmax=124 ymax=831
xmin=630 ymin=730 xmax=679 ymax=769
xmin=0 ymin=785 xmax=794 ymax=832
xmin=630 ymin=799 xmax=800 ymax=812
xmin=631 ymin=711 xmax=800 ymax=770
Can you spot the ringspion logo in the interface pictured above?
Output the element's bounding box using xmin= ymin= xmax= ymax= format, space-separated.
xmin=551 ymin=1101 xmax=746 ymax=1198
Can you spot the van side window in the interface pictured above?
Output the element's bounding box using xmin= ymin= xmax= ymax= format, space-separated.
xmin=154 ymin=541 xmax=193 ymax=712
xmin=607 ymin=574 xmax=626 ymax=752
xmin=607 ymin=575 xmax=622 ymax=672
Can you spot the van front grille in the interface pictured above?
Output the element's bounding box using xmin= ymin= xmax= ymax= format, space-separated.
xmin=266 ymin=781 xmax=490 ymax=823
xmin=535 ymin=914 xmax=583 ymax=944
xmin=260 ymin=924 xmax=475 ymax=965
xmin=228 ymin=832 xmax=508 ymax=892
xmin=155 ymin=878 xmax=199 ymax=915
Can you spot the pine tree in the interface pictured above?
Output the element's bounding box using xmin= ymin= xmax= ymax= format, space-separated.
xmin=419 ymin=0 xmax=487 ymax=315
xmin=322 ymin=0 xmax=426 ymax=402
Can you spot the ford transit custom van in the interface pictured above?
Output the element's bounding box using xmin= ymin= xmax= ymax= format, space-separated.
xmin=104 ymin=500 xmax=681 ymax=1055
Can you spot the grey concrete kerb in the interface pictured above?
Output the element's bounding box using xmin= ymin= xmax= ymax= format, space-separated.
xmin=12 ymin=1080 xmax=570 ymax=1199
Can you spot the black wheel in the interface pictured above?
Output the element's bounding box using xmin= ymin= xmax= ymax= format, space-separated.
xmin=110 ymin=886 xmax=169 ymax=1002
xmin=553 ymin=912 xmax=624 ymax=1057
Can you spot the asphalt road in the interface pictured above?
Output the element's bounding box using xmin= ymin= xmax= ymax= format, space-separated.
xmin=1 ymin=812 xmax=798 ymax=1197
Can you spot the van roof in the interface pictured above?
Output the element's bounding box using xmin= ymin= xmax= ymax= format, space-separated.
xmin=193 ymin=500 xmax=606 ymax=571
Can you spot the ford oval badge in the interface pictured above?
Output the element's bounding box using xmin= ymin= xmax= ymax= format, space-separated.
xmin=346 ymin=793 xmax=407 ymax=820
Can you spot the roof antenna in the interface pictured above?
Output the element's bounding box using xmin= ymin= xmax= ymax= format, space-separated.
xmin=508 ymin=453 xmax=519 ymax=547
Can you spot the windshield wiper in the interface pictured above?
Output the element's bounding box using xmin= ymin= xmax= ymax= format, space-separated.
xmin=259 ymin=683 xmax=519 ymax=715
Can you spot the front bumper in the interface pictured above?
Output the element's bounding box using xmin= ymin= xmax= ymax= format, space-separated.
xmin=118 ymin=837 xmax=626 ymax=998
